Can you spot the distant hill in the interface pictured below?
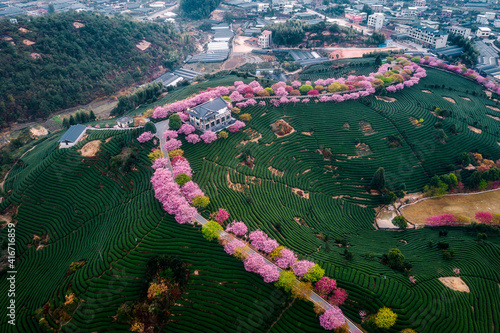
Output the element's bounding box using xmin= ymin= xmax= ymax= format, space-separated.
xmin=180 ymin=0 xmax=222 ymax=19
xmin=0 ymin=12 xmax=193 ymax=126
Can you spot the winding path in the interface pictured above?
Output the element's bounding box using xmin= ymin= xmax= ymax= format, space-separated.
xmin=153 ymin=120 xmax=362 ymax=333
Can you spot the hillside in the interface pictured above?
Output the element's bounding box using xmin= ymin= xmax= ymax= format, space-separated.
xmin=0 ymin=12 xmax=192 ymax=127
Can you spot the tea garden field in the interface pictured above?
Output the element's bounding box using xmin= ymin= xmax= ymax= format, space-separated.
xmin=0 ymin=67 xmax=499 ymax=332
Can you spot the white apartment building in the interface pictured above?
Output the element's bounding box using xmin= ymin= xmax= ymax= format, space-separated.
xmin=476 ymin=26 xmax=491 ymax=38
xmin=413 ymin=0 xmax=425 ymax=6
xmin=477 ymin=14 xmax=489 ymax=25
xmin=449 ymin=26 xmax=471 ymax=38
xmin=395 ymin=24 xmax=410 ymax=33
xmin=485 ymin=12 xmax=496 ymax=20
xmin=371 ymin=4 xmax=383 ymax=12
xmin=367 ymin=13 xmax=384 ymax=30
xmin=258 ymin=30 xmax=272 ymax=48
xmin=408 ymin=25 xmax=448 ymax=48
xmin=257 ymin=3 xmax=269 ymax=12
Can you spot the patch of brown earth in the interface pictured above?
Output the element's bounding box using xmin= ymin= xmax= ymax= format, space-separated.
xmin=18 ymin=27 xmax=31 ymax=33
xmin=359 ymin=120 xmax=376 ymax=135
xmin=261 ymin=112 xmax=267 ymax=117
xmin=136 ymin=40 xmax=151 ymax=51
xmin=409 ymin=117 xmax=423 ymax=128
xmin=73 ymin=22 xmax=85 ymax=28
xmin=78 ymin=140 xmax=101 ymax=157
xmin=30 ymin=126 xmax=48 ymax=138
xmin=422 ymin=90 xmax=432 ymax=93
xmin=302 ymin=132 xmax=313 ymax=136
xmin=343 ymin=122 xmax=350 ymax=130
xmin=292 ymin=187 xmax=309 ymax=199
xmin=439 ymin=277 xmax=470 ymax=293
xmin=238 ymin=128 xmax=262 ymax=146
xmin=486 ymin=105 xmax=500 ymax=112
xmin=30 ymin=52 xmax=41 ymax=59
xmin=227 ymin=171 xmax=245 ymax=192
xmin=23 ymin=39 xmax=35 ymax=45
xmin=301 ymin=169 xmax=311 ymax=175
xmin=468 ymin=125 xmax=482 ymax=134
xmin=271 ymin=119 xmax=295 ymax=138
xmin=105 ymin=137 xmax=113 ymax=143
xmin=443 ymin=97 xmax=456 ymax=104
xmin=460 ymin=96 xmax=471 ymax=101
xmin=353 ymin=143 xmax=372 ymax=157
xmin=375 ymin=95 xmax=397 ymax=103
xmin=487 ymin=114 xmax=500 ymax=121
xmin=268 ymin=166 xmax=284 ymax=177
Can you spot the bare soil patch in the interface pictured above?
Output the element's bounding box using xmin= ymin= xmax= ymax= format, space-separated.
xmin=268 ymin=166 xmax=284 ymax=177
xmin=227 ymin=171 xmax=245 ymax=193
xmin=422 ymin=90 xmax=432 ymax=93
xmin=73 ymin=22 xmax=85 ymax=29
xmin=23 ymin=39 xmax=35 ymax=45
xmin=30 ymin=126 xmax=48 ymax=138
xmin=439 ymin=277 xmax=470 ymax=293
xmin=353 ymin=143 xmax=372 ymax=157
xmin=487 ymin=114 xmax=500 ymax=122
xmin=409 ymin=117 xmax=423 ymax=128
xmin=18 ymin=27 xmax=31 ymax=33
xmin=468 ymin=125 xmax=482 ymax=134
xmin=359 ymin=120 xmax=376 ymax=135
xmin=486 ymin=105 xmax=500 ymax=112
xmin=136 ymin=40 xmax=151 ymax=51
xmin=302 ymin=131 xmax=313 ymax=136
xmin=400 ymin=189 xmax=500 ymax=224
xmin=375 ymin=206 xmax=399 ymax=229
xmin=238 ymin=128 xmax=262 ymax=146
xmin=460 ymin=96 xmax=471 ymax=101
xmin=343 ymin=122 xmax=350 ymax=130
xmin=30 ymin=52 xmax=41 ymax=59
xmin=292 ymin=187 xmax=309 ymax=199
xmin=78 ymin=140 xmax=101 ymax=157
xmin=443 ymin=97 xmax=456 ymax=104
xmin=375 ymin=95 xmax=397 ymax=103
xmin=271 ymin=119 xmax=295 ymax=138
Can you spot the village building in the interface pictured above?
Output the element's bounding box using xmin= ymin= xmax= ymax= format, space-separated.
xmin=58 ymin=124 xmax=87 ymax=148
xmin=117 ymin=116 xmax=134 ymax=128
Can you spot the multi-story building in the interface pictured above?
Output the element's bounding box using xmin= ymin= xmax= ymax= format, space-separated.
xmin=367 ymin=13 xmax=384 ymax=30
xmin=485 ymin=12 xmax=496 ymax=20
xmin=449 ymin=26 xmax=471 ymax=38
xmin=258 ymin=30 xmax=272 ymax=48
xmin=408 ymin=24 xmax=448 ymax=48
xmin=442 ymin=9 xmax=452 ymax=17
xmin=477 ymin=14 xmax=489 ymax=25
xmin=257 ymin=3 xmax=269 ymax=12
xmin=476 ymin=26 xmax=491 ymax=38
xmin=395 ymin=24 xmax=410 ymax=33
xmin=371 ymin=4 xmax=383 ymax=12
xmin=413 ymin=0 xmax=425 ymax=6
xmin=402 ymin=7 xmax=418 ymax=16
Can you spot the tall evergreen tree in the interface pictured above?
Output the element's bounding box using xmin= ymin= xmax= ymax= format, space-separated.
xmin=369 ymin=167 xmax=386 ymax=191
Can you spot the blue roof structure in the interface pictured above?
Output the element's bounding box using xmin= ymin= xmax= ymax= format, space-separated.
xmin=185 ymin=97 xmax=228 ymax=120
xmin=59 ymin=124 xmax=87 ymax=143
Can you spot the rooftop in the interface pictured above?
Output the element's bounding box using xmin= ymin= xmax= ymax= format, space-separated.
xmin=59 ymin=124 xmax=87 ymax=143
xmin=186 ymin=97 xmax=228 ymax=119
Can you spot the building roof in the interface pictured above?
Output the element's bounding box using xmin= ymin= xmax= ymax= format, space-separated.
xmin=59 ymin=124 xmax=87 ymax=143
xmin=185 ymin=97 xmax=228 ymax=119
xmin=412 ymin=24 xmax=447 ymax=36
xmin=262 ymin=30 xmax=272 ymax=35
xmin=478 ymin=26 xmax=492 ymax=32
xmin=117 ymin=116 xmax=133 ymax=123
xmin=213 ymin=29 xmax=234 ymax=39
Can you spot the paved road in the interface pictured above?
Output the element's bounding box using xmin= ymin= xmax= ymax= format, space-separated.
xmin=153 ymin=120 xmax=362 ymax=333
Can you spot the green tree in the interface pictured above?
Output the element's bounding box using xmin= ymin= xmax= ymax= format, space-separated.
xmin=375 ymin=55 xmax=382 ymax=67
xmin=374 ymin=307 xmax=397 ymax=329
xmin=174 ymin=173 xmax=192 ymax=186
xmin=89 ymin=109 xmax=96 ymax=121
xmin=144 ymin=121 xmax=156 ymax=133
xmin=192 ymin=195 xmax=210 ymax=208
xmin=275 ymin=270 xmax=296 ymax=293
xmin=201 ymin=220 xmax=223 ymax=241
xmin=383 ymin=192 xmax=397 ymax=205
xmin=69 ymin=115 xmax=76 ymax=126
xmin=62 ymin=117 xmax=70 ymax=129
xmin=303 ymin=264 xmax=325 ymax=283
xmin=392 ymin=216 xmax=408 ymax=229
xmin=369 ymin=167 xmax=386 ymax=191
xmin=168 ymin=114 xmax=182 ymax=131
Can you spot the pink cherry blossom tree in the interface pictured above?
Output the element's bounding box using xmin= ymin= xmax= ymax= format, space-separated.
xmin=178 ymin=124 xmax=196 ymax=135
xmin=226 ymin=221 xmax=248 ymax=236
xmin=201 ymin=131 xmax=217 ymax=143
xmin=224 ymin=238 xmax=246 ymax=255
xmin=274 ymin=248 xmax=297 ymax=269
xmin=164 ymin=139 xmax=182 ymax=151
xmin=291 ymin=260 xmax=315 ymax=277
xmin=244 ymin=253 xmax=265 ymax=273
xmin=258 ymin=264 xmax=280 ymax=283
xmin=137 ymin=131 xmax=155 ymax=143
xmin=314 ymin=277 xmax=337 ymax=298
xmin=186 ymin=134 xmax=201 ymax=144
xmin=163 ymin=130 xmax=178 ymax=139
xmin=211 ymin=208 xmax=229 ymax=224
xmin=319 ymin=306 xmax=345 ymax=330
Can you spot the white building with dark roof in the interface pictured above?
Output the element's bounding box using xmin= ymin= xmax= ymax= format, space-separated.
xmin=185 ymin=97 xmax=233 ymax=132
xmin=408 ymin=24 xmax=448 ymax=48
xmin=59 ymin=124 xmax=87 ymax=148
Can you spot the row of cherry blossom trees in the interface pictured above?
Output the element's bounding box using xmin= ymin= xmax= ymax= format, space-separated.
xmin=425 ymin=211 xmax=500 ymax=226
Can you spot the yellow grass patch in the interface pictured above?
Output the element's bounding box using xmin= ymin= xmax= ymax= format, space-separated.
xmin=439 ymin=277 xmax=470 ymax=293
xmin=468 ymin=125 xmax=482 ymax=134
xmin=78 ymin=140 xmax=101 ymax=157
xmin=136 ymin=40 xmax=151 ymax=51
xmin=422 ymin=90 xmax=432 ymax=93
xmin=375 ymin=95 xmax=397 ymax=103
